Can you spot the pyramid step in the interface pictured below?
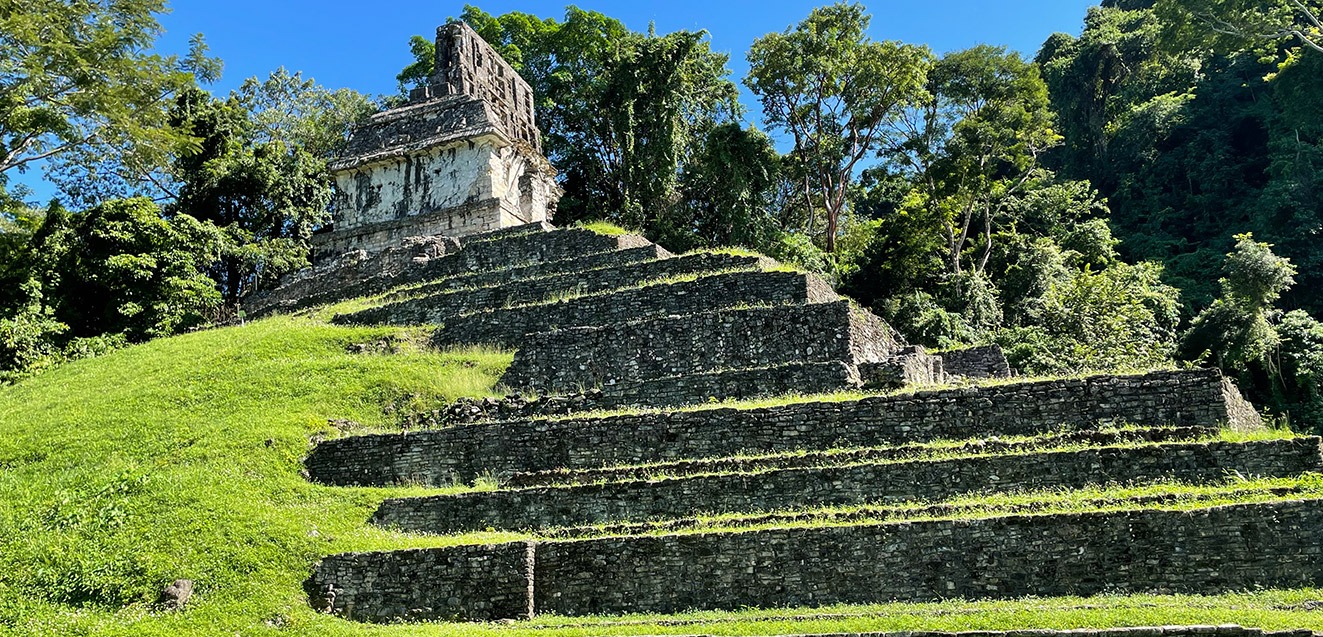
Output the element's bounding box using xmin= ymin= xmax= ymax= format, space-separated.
xmin=496 ymin=298 xmax=892 ymax=395
xmin=304 ymin=369 xmax=1261 ymax=487
xmin=248 ymin=225 xmax=657 ymax=316
xmin=334 ymin=251 xmax=770 ymax=326
xmin=430 ymin=269 xmax=840 ymax=349
xmin=588 ymin=360 xmax=863 ymax=410
xmin=435 ymin=226 xmax=655 ymax=274
xmin=387 ymin=244 xmax=670 ymax=301
xmin=541 ymin=481 xmax=1307 ymax=541
xmin=308 ymin=498 xmax=1323 ymax=622
xmin=505 ymin=425 xmax=1222 ymax=488
xmin=372 ymin=438 xmax=1322 ymax=534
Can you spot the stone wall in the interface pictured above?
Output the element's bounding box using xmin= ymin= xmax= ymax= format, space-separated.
xmin=941 ymin=344 xmax=1013 ymax=379
xmin=306 ymin=542 xmax=533 ymax=622
xmin=306 ymin=499 xmax=1323 ymax=621
xmin=330 ymin=139 xmax=547 ymax=234
xmin=336 ymin=252 xmax=769 ymax=326
xmin=371 ymin=438 xmax=1323 ymax=533
xmin=505 ymin=425 xmax=1221 ymax=488
xmin=496 ymin=297 xmax=866 ymax=393
xmin=315 ymin=195 xmax=510 ymax=262
xmin=321 ymin=20 xmax=556 ymax=254
xmin=532 ymin=500 xmax=1323 ymax=616
xmin=432 ymin=270 xmax=839 ymax=349
xmin=304 ymin=369 xmax=1260 ymax=487
xmin=590 ymin=361 xmax=860 ymax=410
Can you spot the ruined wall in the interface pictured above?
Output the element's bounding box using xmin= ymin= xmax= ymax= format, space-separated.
xmin=307 ymin=499 xmax=1323 ymax=621
xmin=305 ymin=369 xmax=1258 ymax=487
xmin=307 ymin=542 xmax=533 ymax=623
xmin=319 ymin=20 xmax=556 ymax=257
xmin=432 ymin=271 xmax=839 ymax=350
xmin=323 ymin=139 xmax=556 ymax=257
xmin=257 ymin=226 xmax=658 ymax=315
xmin=590 ymin=361 xmax=859 ymax=410
xmin=431 ymin=21 xmax=540 ymax=152
xmin=371 ymin=438 xmax=1323 ymax=533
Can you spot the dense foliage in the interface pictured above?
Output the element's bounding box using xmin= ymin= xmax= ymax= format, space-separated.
xmin=0 ymin=1 xmax=374 ymax=381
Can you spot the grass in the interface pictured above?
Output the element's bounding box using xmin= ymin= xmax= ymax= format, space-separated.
xmin=1 ymin=315 xmax=1319 ymax=635
xmin=574 ymin=221 xmax=632 ymax=236
xmin=0 ymin=316 xmax=521 ymax=635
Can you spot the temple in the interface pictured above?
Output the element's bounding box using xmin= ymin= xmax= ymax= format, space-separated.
xmin=310 ymin=21 xmax=559 ymax=261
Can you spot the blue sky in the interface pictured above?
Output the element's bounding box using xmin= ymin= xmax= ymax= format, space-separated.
xmin=18 ymin=1 xmax=1100 ymax=202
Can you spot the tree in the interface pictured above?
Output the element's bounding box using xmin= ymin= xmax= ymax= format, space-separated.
xmin=0 ymin=1 xmax=220 ymax=206
xmin=745 ymin=2 xmax=930 ymax=252
xmin=1039 ymin=1 xmax=1323 ymax=318
xmin=236 ymin=67 xmax=375 ymax=160
xmin=894 ymin=45 xmax=1062 ymax=275
xmin=666 ymin=123 xmax=781 ymax=252
xmin=169 ymin=88 xmax=333 ymax=307
xmin=1179 ymin=234 xmax=1323 ymax=430
xmin=1180 ymin=233 xmax=1297 ymax=367
xmin=23 ymin=198 xmax=220 ymax=340
xmin=1156 ymin=0 xmax=1323 ymax=62
xmin=998 ymin=261 xmax=1181 ymax=375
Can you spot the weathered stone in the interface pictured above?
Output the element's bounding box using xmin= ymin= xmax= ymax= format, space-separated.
xmin=308 ymin=499 xmax=1323 ymax=621
xmin=313 ymin=21 xmax=558 ymax=260
xmin=305 ymin=368 xmax=1259 ymax=487
xmin=371 ymin=437 xmax=1323 ymax=533
xmin=158 ymin=579 xmax=194 ymax=610
xmin=940 ymin=344 xmax=1014 ymax=379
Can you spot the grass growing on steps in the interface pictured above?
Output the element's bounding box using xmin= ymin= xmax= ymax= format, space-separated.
xmin=573 ymin=220 xmax=633 ymax=236
xmin=505 ymin=425 xmax=1285 ymax=487
xmin=536 ymin=474 xmax=1323 ymax=539
xmin=1 ymin=315 xmax=1319 ymax=636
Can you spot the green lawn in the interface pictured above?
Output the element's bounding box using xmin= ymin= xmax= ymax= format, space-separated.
xmin=1 ymin=316 xmax=1321 ymax=636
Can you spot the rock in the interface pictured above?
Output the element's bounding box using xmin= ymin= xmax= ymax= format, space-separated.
xmin=158 ymin=579 xmax=194 ymax=610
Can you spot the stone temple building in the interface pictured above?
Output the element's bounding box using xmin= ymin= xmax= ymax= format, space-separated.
xmin=309 ymin=21 xmax=560 ymax=261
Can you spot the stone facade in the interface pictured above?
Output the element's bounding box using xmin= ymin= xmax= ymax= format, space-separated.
xmin=504 ymin=425 xmax=1221 ymax=488
xmin=304 ymin=369 xmax=1260 ymax=487
xmin=313 ymin=21 xmax=558 ymax=260
xmin=306 ymin=499 xmax=1323 ymax=621
xmin=533 ymin=499 xmax=1323 ymax=616
xmin=306 ymin=542 xmax=533 ymax=623
xmin=427 ymin=22 xmax=540 ymax=151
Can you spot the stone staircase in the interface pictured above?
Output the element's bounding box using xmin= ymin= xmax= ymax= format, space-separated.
xmin=283 ymin=224 xmax=1323 ymax=629
xmin=268 ymin=223 xmax=950 ymax=407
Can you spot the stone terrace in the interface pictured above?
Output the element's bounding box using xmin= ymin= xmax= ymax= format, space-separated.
xmin=285 ymin=223 xmax=1323 ymax=630
xmin=272 ymin=223 xmax=954 ymax=407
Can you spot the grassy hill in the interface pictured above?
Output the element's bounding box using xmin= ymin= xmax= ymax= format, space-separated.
xmin=2 ymin=315 xmax=1323 ymax=636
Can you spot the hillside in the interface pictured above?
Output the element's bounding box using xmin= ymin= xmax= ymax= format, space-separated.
xmin=3 ymin=226 xmax=1323 ymax=635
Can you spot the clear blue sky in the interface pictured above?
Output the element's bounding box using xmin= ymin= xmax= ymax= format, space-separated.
xmin=18 ymin=1 xmax=1100 ymax=203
